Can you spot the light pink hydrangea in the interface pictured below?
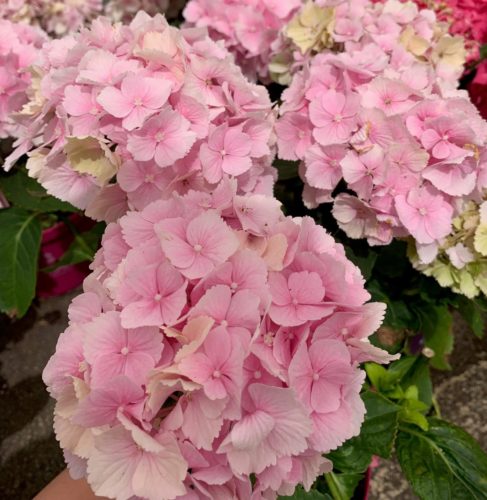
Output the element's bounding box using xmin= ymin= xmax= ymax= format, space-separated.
xmin=183 ymin=0 xmax=302 ymax=81
xmin=5 ymin=12 xmax=276 ymax=222
xmin=411 ymin=0 xmax=487 ymax=61
xmin=0 ymin=20 xmax=47 ymax=138
xmin=43 ymin=187 xmax=395 ymax=499
xmin=275 ymin=0 xmax=487 ymax=264
xmin=0 ymin=0 xmax=102 ymax=37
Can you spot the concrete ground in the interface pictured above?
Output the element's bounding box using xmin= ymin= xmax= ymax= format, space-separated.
xmin=0 ymin=292 xmax=486 ymax=499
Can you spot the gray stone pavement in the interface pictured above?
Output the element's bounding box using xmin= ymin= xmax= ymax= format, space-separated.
xmin=0 ymin=293 xmax=486 ymax=500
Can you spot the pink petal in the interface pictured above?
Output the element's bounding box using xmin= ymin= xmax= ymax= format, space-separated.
xmin=200 ymin=144 xmax=224 ymax=183
xmin=127 ymin=135 xmax=157 ymax=162
xmin=63 ymin=85 xmax=93 ymax=116
xmin=141 ymin=77 xmax=173 ymax=109
xmin=74 ymin=376 xmax=143 ymax=427
xmin=123 ymin=106 xmax=156 ymax=131
xmin=231 ymin=410 xmax=275 ymax=449
xmin=97 ymin=86 xmax=133 ymax=118
xmin=221 ymin=154 xmax=252 ymax=176
xmin=268 ymin=272 xmax=291 ymax=306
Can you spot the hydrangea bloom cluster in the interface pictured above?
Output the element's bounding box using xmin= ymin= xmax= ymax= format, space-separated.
xmin=0 ymin=19 xmax=47 ymax=139
xmin=410 ymin=195 xmax=487 ymax=298
xmin=183 ymin=0 xmax=302 ymax=81
xmin=271 ymin=0 xmax=468 ymax=85
xmin=43 ymin=186 xmax=393 ymax=499
xmin=0 ymin=0 xmax=102 ymax=37
xmin=5 ymin=12 xmax=277 ymax=222
xmin=275 ymin=0 xmax=487 ymax=265
xmin=412 ymin=0 xmax=487 ymax=60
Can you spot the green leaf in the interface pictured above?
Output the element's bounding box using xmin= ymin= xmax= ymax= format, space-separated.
xmin=279 ymin=486 xmax=330 ymax=499
xmin=324 ymin=472 xmax=362 ymax=500
xmin=480 ymin=44 xmax=487 ymax=61
xmin=364 ymin=363 xmax=388 ymax=390
xmin=0 ymin=169 xmax=76 ymax=213
xmin=397 ymin=418 xmax=487 ymax=500
xmin=0 ymin=208 xmax=42 ymax=316
xmin=353 ymin=391 xmax=400 ymax=458
xmin=326 ymin=439 xmax=371 ymax=474
xmin=399 ymin=407 xmax=429 ymax=431
xmin=456 ymin=297 xmax=485 ymax=338
xmin=367 ymin=356 xmax=417 ymax=393
xmin=400 ymin=357 xmax=433 ymax=409
xmin=274 ymin=159 xmax=300 ymax=181
xmin=387 ymin=356 xmax=417 ymax=383
xmin=416 ymin=304 xmax=453 ymax=370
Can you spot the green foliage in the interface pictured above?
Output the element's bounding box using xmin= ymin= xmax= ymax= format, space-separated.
xmin=366 ymin=356 xmax=432 ymax=409
xmin=397 ymin=419 xmax=487 ymax=500
xmin=415 ymin=304 xmax=453 ymax=370
xmin=324 ymin=472 xmax=362 ymax=500
xmin=279 ymin=486 xmax=331 ymax=499
xmin=353 ymin=391 xmax=400 ymax=458
xmin=0 ymin=208 xmax=42 ymax=316
xmin=327 ymin=440 xmax=371 ymax=474
xmin=0 ymin=168 xmax=102 ymax=316
xmin=456 ymin=296 xmax=486 ymax=338
xmin=0 ymin=169 xmax=76 ymax=213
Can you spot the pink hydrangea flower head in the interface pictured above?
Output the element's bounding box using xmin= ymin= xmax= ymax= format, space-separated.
xmin=183 ymin=0 xmax=302 ymax=82
xmin=5 ymin=12 xmax=276 ymax=221
xmin=0 ymin=0 xmax=102 ymax=37
xmin=43 ymin=189 xmax=392 ymax=498
xmin=0 ymin=20 xmax=47 ymax=139
xmin=273 ymin=0 xmax=487 ymax=263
